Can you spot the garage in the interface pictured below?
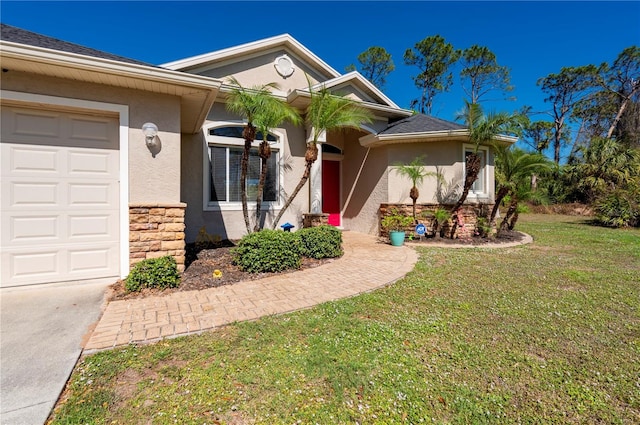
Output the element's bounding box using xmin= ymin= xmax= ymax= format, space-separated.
xmin=1 ymin=104 xmax=120 ymax=287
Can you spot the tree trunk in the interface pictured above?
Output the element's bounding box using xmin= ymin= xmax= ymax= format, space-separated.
xmin=240 ymin=124 xmax=256 ymax=234
xmin=451 ymin=153 xmax=481 ymax=213
xmin=489 ymin=186 xmax=510 ymax=228
xmin=499 ymin=199 xmax=518 ymax=235
xmin=272 ymin=143 xmax=318 ymax=229
xmin=509 ymin=210 xmax=520 ymax=230
xmin=253 ymin=141 xmax=271 ymax=232
xmin=410 ymin=186 xmax=419 ymax=223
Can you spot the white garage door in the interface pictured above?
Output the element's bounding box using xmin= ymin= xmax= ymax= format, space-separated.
xmin=1 ymin=105 xmax=120 ymax=287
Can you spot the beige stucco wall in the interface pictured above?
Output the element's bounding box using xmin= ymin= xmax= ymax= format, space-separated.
xmin=181 ymin=102 xmax=311 ymax=242
xmin=1 ymin=71 xmax=182 ymax=205
xmin=386 ymin=141 xmax=495 ymax=206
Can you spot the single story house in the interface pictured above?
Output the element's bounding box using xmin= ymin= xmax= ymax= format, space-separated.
xmin=0 ymin=24 xmax=515 ymax=288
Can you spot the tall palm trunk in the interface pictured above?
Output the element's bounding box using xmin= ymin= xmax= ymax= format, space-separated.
xmin=272 ymin=143 xmax=318 ymax=229
xmin=451 ymin=152 xmax=481 ymax=213
xmin=489 ymin=186 xmax=510 ymax=228
xmin=241 ymin=124 xmax=256 ymax=234
xmin=499 ymin=198 xmax=518 ymax=235
xmin=254 ymin=141 xmax=271 ymax=232
xmin=409 ymin=187 xmax=419 ymax=223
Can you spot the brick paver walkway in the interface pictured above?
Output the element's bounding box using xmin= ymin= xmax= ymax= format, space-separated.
xmin=85 ymin=232 xmax=419 ymax=352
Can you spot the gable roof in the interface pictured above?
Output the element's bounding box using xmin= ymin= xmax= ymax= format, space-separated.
xmin=162 ymin=34 xmax=340 ymax=79
xmin=0 ymin=23 xmax=152 ymax=66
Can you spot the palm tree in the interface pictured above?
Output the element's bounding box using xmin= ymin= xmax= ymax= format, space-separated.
xmin=451 ymin=101 xmax=524 ymax=214
xmin=490 ymin=145 xmax=551 ymax=228
xmin=225 ymin=77 xmax=280 ymax=234
xmin=572 ymin=137 xmax=640 ymax=202
xmin=252 ymin=97 xmax=301 ymax=232
xmin=272 ymin=80 xmax=373 ymax=229
xmin=393 ymin=156 xmax=439 ymax=222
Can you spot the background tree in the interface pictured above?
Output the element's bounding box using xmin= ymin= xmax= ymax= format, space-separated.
xmin=404 ymin=35 xmax=460 ymax=114
xmin=345 ymin=46 xmax=395 ymax=90
xmin=522 ymin=120 xmax=555 ymax=154
xmin=392 ymin=156 xmax=439 ymax=222
xmin=460 ymin=44 xmax=514 ymax=105
xmin=225 ymin=77 xmax=279 ymax=234
xmin=537 ymin=66 xmax=596 ymax=164
xmin=252 ymin=97 xmax=301 ymax=232
xmin=272 ymin=82 xmax=373 ymax=229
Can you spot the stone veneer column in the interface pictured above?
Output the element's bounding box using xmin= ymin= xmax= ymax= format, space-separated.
xmin=129 ymin=203 xmax=186 ymax=272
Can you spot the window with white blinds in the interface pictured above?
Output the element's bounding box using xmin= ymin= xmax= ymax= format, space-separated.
xmin=205 ymin=125 xmax=281 ymax=210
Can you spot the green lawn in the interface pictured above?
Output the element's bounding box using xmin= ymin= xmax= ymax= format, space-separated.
xmin=50 ymin=215 xmax=640 ymax=424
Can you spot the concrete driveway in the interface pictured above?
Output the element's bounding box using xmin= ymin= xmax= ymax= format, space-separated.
xmin=1 ymin=280 xmax=110 ymax=424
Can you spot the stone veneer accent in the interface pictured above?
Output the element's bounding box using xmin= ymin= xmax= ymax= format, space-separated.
xmin=129 ymin=203 xmax=186 ymax=272
xmin=379 ymin=203 xmax=493 ymax=239
xmin=302 ymin=213 xmax=330 ymax=228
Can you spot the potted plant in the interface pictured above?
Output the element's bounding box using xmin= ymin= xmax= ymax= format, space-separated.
xmin=381 ymin=209 xmax=414 ymax=246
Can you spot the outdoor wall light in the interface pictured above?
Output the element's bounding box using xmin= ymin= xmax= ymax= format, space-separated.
xmin=142 ymin=122 xmax=158 ymax=146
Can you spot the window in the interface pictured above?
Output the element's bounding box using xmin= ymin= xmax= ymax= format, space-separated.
xmin=463 ymin=144 xmax=488 ymax=197
xmin=205 ymin=125 xmax=281 ymax=210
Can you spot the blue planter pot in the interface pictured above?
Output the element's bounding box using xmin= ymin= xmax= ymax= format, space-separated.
xmin=389 ymin=231 xmax=406 ymax=246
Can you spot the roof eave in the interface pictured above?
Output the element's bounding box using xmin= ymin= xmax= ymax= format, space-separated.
xmin=360 ymin=130 xmax=518 ymax=148
xmin=0 ymin=41 xmax=222 ymax=134
xmin=286 ymin=89 xmax=412 ymax=119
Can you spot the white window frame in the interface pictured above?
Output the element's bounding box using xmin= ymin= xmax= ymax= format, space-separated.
xmin=462 ymin=143 xmax=490 ymax=199
xmin=203 ymin=122 xmax=284 ymax=211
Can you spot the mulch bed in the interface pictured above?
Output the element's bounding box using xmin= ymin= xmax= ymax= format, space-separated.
xmin=108 ymin=230 xmax=526 ymax=301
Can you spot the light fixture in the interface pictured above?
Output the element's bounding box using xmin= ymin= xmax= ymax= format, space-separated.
xmin=142 ymin=122 xmax=158 ymax=146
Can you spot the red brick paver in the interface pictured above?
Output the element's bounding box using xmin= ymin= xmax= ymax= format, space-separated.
xmin=84 ymin=232 xmax=419 ymax=352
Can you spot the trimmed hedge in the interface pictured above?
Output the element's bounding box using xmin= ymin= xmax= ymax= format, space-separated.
xmin=297 ymin=225 xmax=343 ymax=259
xmin=125 ymin=256 xmax=180 ymax=292
xmin=232 ymin=226 xmax=344 ymax=274
xmin=232 ymin=229 xmax=301 ymax=273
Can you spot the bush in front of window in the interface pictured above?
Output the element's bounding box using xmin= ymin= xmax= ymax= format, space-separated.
xmin=232 ymin=230 xmax=301 ymax=273
xmin=125 ymin=256 xmax=180 ymax=292
xmin=297 ymin=225 xmax=343 ymax=259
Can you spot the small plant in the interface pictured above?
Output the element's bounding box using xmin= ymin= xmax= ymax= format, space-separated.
xmin=232 ymin=229 xmax=301 ymax=273
xmin=125 ymin=256 xmax=180 ymax=292
xmin=297 ymin=225 xmax=343 ymax=259
xmin=475 ymin=216 xmax=492 ymax=237
xmin=431 ymin=208 xmax=451 ymax=238
xmin=381 ymin=208 xmax=414 ymax=232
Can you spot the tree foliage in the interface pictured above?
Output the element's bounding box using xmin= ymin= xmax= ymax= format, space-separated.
xmin=460 ymin=44 xmax=514 ymax=104
xmin=346 ymin=46 xmax=395 ymax=90
xmin=404 ymin=35 xmax=460 ymax=114
xmin=537 ymin=66 xmax=597 ymax=164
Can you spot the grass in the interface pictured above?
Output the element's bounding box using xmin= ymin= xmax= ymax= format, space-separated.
xmin=49 ymin=214 xmax=640 ymax=424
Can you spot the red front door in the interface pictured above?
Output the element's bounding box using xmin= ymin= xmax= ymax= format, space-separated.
xmin=322 ymin=160 xmax=340 ymax=226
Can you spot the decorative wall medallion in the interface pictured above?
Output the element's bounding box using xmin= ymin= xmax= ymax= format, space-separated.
xmin=274 ymin=54 xmax=295 ymax=78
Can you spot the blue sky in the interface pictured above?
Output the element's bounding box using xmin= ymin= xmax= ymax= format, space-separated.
xmin=2 ymin=1 xmax=639 ymax=158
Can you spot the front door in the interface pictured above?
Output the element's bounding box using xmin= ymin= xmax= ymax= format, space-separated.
xmin=322 ymin=159 xmax=340 ymax=226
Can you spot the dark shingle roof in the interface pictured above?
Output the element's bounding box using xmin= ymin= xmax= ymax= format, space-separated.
xmin=1 ymin=23 xmax=154 ymax=67
xmin=379 ymin=113 xmax=467 ymax=135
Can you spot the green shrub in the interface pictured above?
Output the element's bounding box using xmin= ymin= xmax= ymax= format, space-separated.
xmin=594 ymin=189 xmax=640 ymax=228
xmin=232 ymin=229 xmax=301 ymax=273
xmin=125 ymin=256 xmax=180 ymax=292
xmin=297 ymin=225 xmax=343 ymax=259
